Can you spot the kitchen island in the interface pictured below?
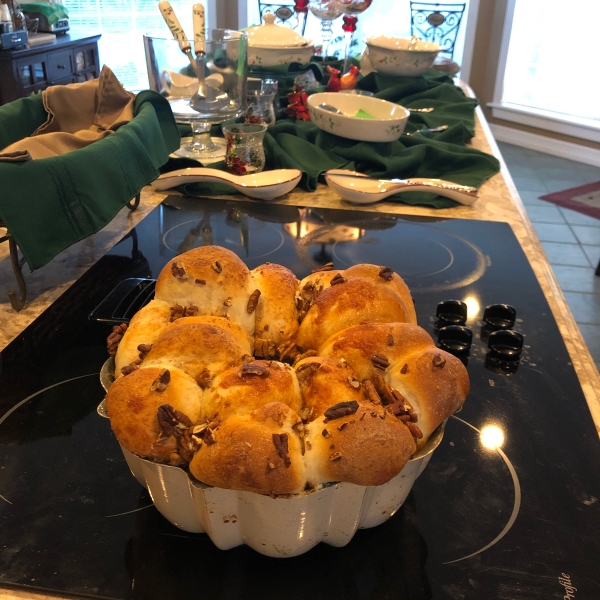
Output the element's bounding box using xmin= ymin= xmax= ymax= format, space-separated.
xmin=1 ymin=93 xmax=600 ymax=600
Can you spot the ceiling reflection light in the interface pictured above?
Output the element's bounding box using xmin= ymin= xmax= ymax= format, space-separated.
xmin=480 ymin=424 xmax=505 ymax=450
xmin=463 ymin=295 xmax=481 ymax=319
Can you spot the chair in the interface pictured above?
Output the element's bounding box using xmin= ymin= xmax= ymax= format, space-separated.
xmin=258 ymin=2 xmax=308 ymax=35
xmin=410 ymin=2 xmax=466 ymax=60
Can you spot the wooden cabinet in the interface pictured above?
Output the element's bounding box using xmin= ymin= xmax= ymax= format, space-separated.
xmin=0 ymin=34 xmax=101 ymax=105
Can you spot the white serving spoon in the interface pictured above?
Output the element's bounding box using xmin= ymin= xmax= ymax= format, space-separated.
xmin=153 ymin=168 xmax=302 ymax=200
xmin=324 ymin=169 xmax=479 ymax=205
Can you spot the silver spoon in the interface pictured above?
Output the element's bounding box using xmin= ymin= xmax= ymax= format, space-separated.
xmin=404 ymin=125 xmax=448 ymax=136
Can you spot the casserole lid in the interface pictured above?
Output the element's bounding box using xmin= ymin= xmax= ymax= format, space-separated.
xmin=246 ymin=13 xmax=309 ymax=48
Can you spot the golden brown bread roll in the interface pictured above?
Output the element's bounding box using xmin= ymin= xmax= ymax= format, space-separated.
xmin=189 ymin=402 xmax=307 ymax=495
xmin=387 ymin=348 xmax=469 ymax=446
xmin=154 ymin=245 xmax=257 ymax=335
xmin=251 ymin=263 xmax=299 ymax=359
xmin=114 ymin=299 xmax=171 ymax=377
xmin=200 ymin=360 xmax=302 ymax=422
xmin=317 ymin=322 xmax=434 ymax=381
xmin=342 ymin=264 xmax=417 ymax=324
xmin=297 ymin=277 xmax=412 ymax=351
xmin=142 ymin=322 xmax=252 ymax=387
xmin=297 ymin=269 xmax=343 ymax=295
xmin=105 ymin=366 xmax=203 ymax=463
xmin=303 ymin=403 xmax=416 ymax=487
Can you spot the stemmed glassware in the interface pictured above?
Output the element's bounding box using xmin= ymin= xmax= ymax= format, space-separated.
xmin=308 ymin=1 xmax=343 ymax=57
xmin=333 ymin=0 xmax=373 ymax=72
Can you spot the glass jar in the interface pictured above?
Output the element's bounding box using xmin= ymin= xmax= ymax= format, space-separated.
xmin=222 ymin=123 xmax=268 ymax=175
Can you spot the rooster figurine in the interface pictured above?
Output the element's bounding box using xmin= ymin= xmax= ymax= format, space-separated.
xmin=326 ymin=65 xmax=341 ymax=92
xmin=340 ymin=64 xmax=360 ymax=90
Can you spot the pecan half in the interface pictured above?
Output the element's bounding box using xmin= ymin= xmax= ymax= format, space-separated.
xmin=371 ymin=353 xmax=390 ymax=371
xmin=379 ymin=266 xmax=394 ymax=281
xmin=247 ymin=289 xmax=261 ymax=314
xmin=278 ymin=340 xmax=298 ymax=362
xmin=406 ymin=422 xmax=423 ymax=439
xmin=295 ymin=360 xmax=320 ymax=383
xmin=324 ymin=401 xmax=359 ymax=421
xmin=107 ymin=323 xmax=128 ymax=357
xmin=137 ymin=343 xmax=153 ymax=360
xmin=311 ymin=261 xmax=334 ymax=273
xmin=171 ymin=262 xmax=188 ymax=280
xmin=211 ymin=261 xmax=222 ymax=273
xmin=238 ymin=362 xmax=270 ymax=377
xmin=363 ymin=380 xmax=382 ymax=405
xmin=254 ymin=338 xmax=276 ymax=359
xmin=157 ymin=404 xmax=192 ymax=437
xmin=151 ymin=369 xmax=171 ymax=392
xmin=292 ymin=349 xmax=317 ymax=367
xmin=121 ymin=364 xmax=139 ymax=376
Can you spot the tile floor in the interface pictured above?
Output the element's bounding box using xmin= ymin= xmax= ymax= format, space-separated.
xmin=496 ymin=142 xmax=600 ymax=373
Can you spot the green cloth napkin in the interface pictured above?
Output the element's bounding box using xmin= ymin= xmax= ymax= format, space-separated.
xmin=20 ymin=2 xmax=69 ymax=25
xmin=166 ymin=69 xmax=500 ymax=208
xmin=0 ymin=91 xmax=180 ymax=270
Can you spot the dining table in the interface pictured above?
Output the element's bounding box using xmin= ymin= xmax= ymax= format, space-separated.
xmin=0 ymin=79 xmax=599 ymax=600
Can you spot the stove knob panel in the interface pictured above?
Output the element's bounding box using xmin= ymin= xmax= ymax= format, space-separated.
xmin=487 ymin=329 xmax=523 ymax=360
xmin=437 ymin=325 xmax=472 ymax=355
xmin=482 ymin=304 xmax=516 ymax=330
xmin=436 ymin=299 xmax=468 ymax=326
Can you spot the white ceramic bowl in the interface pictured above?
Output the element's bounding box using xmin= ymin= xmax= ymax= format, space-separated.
xmin=99 ymin=359 xmax=444 ymax=557
xmin=366 ymin=36 xmax=441 ymax=77
xmin=248 ymin=44 xmax=314 ymax=67
xmin=307 ymin=92 xmax=410 ymax=142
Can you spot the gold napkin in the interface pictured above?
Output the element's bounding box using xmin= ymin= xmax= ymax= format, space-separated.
xmin=0 ymin=66 xmax=135 ymax=161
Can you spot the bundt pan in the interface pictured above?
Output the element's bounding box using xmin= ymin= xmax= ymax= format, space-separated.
xmin=98 ymin=370 xmax=443 ymax=558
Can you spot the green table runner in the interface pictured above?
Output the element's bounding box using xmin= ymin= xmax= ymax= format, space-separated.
xmin=174 ymin=68 xmax=500 ymax=208
xmin=0 ymin=91 xmax=180 ymax=270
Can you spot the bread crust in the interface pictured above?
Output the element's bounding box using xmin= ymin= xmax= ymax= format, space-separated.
xmin=105 ymin=366 xmax=203 ymax=462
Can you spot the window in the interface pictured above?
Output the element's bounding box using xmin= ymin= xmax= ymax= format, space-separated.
xmin=490 ymin=0 xmax=600 ymax=142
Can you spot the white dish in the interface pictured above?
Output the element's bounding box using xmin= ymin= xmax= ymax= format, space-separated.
xmin=152 ymin=167 xmax=302 ymax=200
xmin=366 ymin=36 xmax=441 ymax=77
xmin=325 ymin=169 xmax=479 ymax=205
xmin=307 ymin=92 xmax=410 ymax=142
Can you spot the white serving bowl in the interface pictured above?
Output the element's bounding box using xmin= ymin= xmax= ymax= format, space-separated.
xmin=307 ymin=92 xmax=410 ymax=142
xmin=248 ymin=44 xmax=314 ymax=67
xmin=366 ymin=36 xmax=441 ymax=77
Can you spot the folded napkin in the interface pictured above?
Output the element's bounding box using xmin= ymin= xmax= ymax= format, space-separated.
xmin=0 ymin=88 xmax=180 ymax=270
xmin=169 ymin=69 xmax=500 ymax=208
xmin=0 ymin=66 xmax=134 ymax=161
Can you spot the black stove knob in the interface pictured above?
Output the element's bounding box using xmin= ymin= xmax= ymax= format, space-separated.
xmin=483 ymin=304 xmax=516 ymax=329
xmin=437 ymin=325 xmax=472 ymax=355
xmin=487 ymin=329 xmax=523 ymax=360
xmin=436 ymin=300 xmax=468 ymax=326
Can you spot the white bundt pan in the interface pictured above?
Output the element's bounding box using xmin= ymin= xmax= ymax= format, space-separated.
xmin=99 ymin=359 xmax=443 ymax=558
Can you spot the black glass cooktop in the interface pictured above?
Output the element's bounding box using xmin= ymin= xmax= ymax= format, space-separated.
xmin=1 ymin=197 xmax=599 ymax=600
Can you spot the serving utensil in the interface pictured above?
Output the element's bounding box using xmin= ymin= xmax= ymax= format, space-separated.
xmin=153 ymin=168 xmax=302 ymax=200
xmin=404 ymin=124 xmax=448 ymax=136
xmin=324 ymin=169 xmax=479 ymax=205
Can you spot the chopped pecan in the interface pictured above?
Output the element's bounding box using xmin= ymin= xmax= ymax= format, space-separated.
xmin=329 ymin=273 xmax=346 ymax=286
xmin=379 ymin=266 xmax=394 ymax=281
xmin=433 ymin=354 xmax=446 ymax=368
xmin=170 ymin=304 xmax=185 ymax=322
xmin=347 ymin=376 xmax=360 ymax=389
xmin=157 ymin=404 xmax=192 ymax=437
xmin=238 ymin=362 xmax=270 ymax=377
xmin=406 ymin=422 xmax=423 ymax=439
xmin=137 ymin=343 xmax=153 ymax=360
xmin=196 ymin=370 xmax=211 ymax=389
xmin=151 ymin=369 xmax=171 ymax=392
xmin=211 ymin=261 xmax=222 ymax=274
xmin=371 ymin=354 xmax=390 ymax=371
xmin=292 ymin=349 xmax=317 ymax=367
xmin=363 ymin=380 xmax=382 ymax=405
xmin=203 ymin=428 xmax=217 ymax=445
xmin=330 ymin=452 xmax=343 ymax=461
xmin=278 ymin=340 xmax=298 ymax=362
xmin=254 ymin=338 xmax=276 ymax=359
xmin=171 ymin=262 xmax=188 ymax=280
xmin=338 ymin=422 xmax=349 ymax=431
xmin=299 ymin=406 xmax=313 ymax=421
xmin=195 ymin=279 xmax=206 ymax=285
xmin=121 ymin=364 xmax=139 ymax=376
xmin=223 ymin=297 xmax=232 ymax=307
xmin=311 ymin=262 xmax=334 ymax=273
xmin=324 ymin=401 xmax=359 ymax=421
xmin=185 ymin=304 xmax=198 ymax=317
xmin=263 ymin=324 xmax=269 ymax=332
xmin=107 ymin=323 xmax=128 ymax=357
xmin=387 ymin=333 xmax=394 ymax=347
xmin=401 ymin=363 xmax=408 ymax=374
xmin=272 ymin=433 xmax=291 ymax=467
xmin=305 ymin=440 xmax=312 ymax=451
xmin=247 ymin=289 xmax=261 ymax=314
xmin=322 ymin=429 xmax=330 ymax=438
xmin=176 ymin=430 xmax=195 ymax=462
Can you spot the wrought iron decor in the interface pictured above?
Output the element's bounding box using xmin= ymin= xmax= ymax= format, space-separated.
xmin=258 ymin=2 xmax=308 ymax=34
xmin=410 ymin=2 xmax=466 ymax=59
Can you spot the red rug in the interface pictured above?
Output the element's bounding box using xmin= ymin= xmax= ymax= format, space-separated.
xmin=539 ymin=181 xmax=600 ymax=219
